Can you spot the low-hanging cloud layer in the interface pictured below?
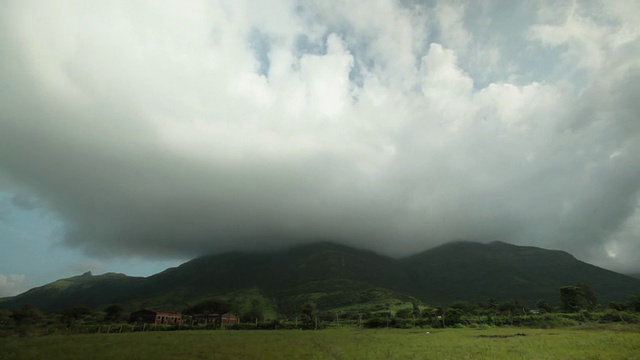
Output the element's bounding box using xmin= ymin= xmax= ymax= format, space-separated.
xmin=1 ymin=1 xmax=639 ymax=272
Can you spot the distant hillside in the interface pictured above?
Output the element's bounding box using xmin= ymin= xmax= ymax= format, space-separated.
xmin=0 ymin=272 xmax=145 ymax=311
xmin=628 ymin=273 xmax=640 ymax=280
xmin=130 ymin=242 xmax=417 ymax=314
xmin=1 ymin=241 xmax=639 ymax=313
xmin=403 ymin=241 xmax=640 ymax=305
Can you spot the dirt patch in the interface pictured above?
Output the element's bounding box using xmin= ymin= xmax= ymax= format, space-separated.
xmin=478 ymin=333 xmax=526 ymax=338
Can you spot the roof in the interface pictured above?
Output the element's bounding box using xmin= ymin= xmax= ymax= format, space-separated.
xmin=131 ymin=308 xmax=182 ymax=316
xmin=193 ymin=313 xmax=237 ymax=317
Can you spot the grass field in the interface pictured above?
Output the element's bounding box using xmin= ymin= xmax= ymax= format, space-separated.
xmin=1 ymin=325 xmax=639 ymax=359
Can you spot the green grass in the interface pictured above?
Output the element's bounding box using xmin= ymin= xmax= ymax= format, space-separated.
xmin=1 ymin=325 xmax=639 ymax=360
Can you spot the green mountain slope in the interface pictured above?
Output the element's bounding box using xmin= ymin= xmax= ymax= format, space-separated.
xmin=403 ymin=241 xmax=640 ymax=305
xmin=135 ymin=242 xmax=415 ymax=312
xmin=0 ymin=272 xmax=145 ymax=311
xmin=1 ymin=241 xmax=638 ymax=313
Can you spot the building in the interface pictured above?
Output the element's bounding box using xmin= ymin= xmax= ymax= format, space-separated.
xmin=129 ymin=309 xmax=182 ymax=324
xmin=192 ymin=313 xmax=238 ymax=325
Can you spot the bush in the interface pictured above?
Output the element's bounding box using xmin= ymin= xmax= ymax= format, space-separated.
xmin=395 ymin=308 xmax=413 ymax=319
xmin=364 ymin=317 xmax=387 ymax=328
xmin=597 ymin=309 xmax=640 ymax=323
xmin=11 ymin=305 xmax=43 ymax=326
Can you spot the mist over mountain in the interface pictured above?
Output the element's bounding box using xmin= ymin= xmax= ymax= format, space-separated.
xmin=2 ymin=242 xmax=638 ymax=313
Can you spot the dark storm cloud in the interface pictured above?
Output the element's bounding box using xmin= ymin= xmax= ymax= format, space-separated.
xmin=0 ymin=0 xmax=639 ymax=272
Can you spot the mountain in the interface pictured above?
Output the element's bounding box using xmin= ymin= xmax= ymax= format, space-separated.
xmin=403 ymin=241 xmax=640 ymax=305
xmin=124 ymin=241 xmax=417 ymax=314
xmin=1 ymin=241 xmax=639 ymax=313
xmin=0 ymin=271 xmax=145 ymax=311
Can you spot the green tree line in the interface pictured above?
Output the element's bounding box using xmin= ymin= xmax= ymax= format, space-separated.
xmin=2 ymin=284 xmax=640 ymax=335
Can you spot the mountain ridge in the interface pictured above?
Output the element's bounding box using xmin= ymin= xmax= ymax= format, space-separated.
xmin=1 ymin=241 xmax=638 ymax=313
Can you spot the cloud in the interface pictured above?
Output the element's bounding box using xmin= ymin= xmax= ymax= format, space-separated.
xmin=68 ymin=261 xmax=105 ymax=275
xmin=10 ymin=194 xmax=40 ymax=211
xmin=0 ymin=274 xmax=26 ymax=297
xmin=0 ymin=0 xmax=639 ymax=272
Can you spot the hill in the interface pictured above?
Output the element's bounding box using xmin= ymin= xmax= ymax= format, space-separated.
xmin=121 ymin=241 xmax=417 ymax=314
xmin=1 ymin=241 xmax=639 ymax=313
xmin=403 ymin=241 xmax=640 ymax=305
xmin=0 ymin=271 xmax=145 ymax=311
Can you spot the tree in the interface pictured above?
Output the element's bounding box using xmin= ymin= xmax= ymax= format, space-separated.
xmin=104 ymin=304 xmax=124 ymax=322
xmin=61 ymin=305 xmax=93 ymax=327
xmin=62 ymin=305 xmax=93 ymax=320
xmin=444 ymin=308 xmax=464 ymax=325
xmin=487 ymin=298 xmax=498 ymax=312
xmin=300 ymin=301 xmax=318 ymax=329
xmin=577 ymin=283 xmax=597 ymax=310
xmin=609 ymin=301 xmax=629 ymax=311
xmin=560 ymin=286 xmax=582 ymax=312
xmin=628 ymin=295 xmax=640 ymax=312
xmin=242 ymin=307 xmax=264 ymax=323
xmin=419 ymin=306 xmax=437 ymax=320
xmin=11 ymin=304 xmax=43 ymax=325
xmin=498 ymin=300 xmax=523 ymax=314
xmin=535 ymin=299 xmax=553 ymax=313
xmin=183 ymin=298 xmax=233 ymax=315
xmin=395 ymin=308 xmax=413 ymax=319
xmin=560 ymin=284 xmax=596 ymax=312
xmin=412 ymin=302 xmax=421 ymax=318
xmin=449 ymin=301 xmax=479 ymax=314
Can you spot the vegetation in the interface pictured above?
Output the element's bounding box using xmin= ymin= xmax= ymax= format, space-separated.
xmin=182 ymin=298 xmax=233 ymax=316
xmin=1 ymin=283 xmax=640 ymax=359
xmin=103 ymin=304 xmax=124 ymax=323
xmin=2 ymin=286 xmax=640 ymax=336
xmin=1 ymin=326 xmax=639 ymax=360
xmin=299 ymin=301 xmax=318 ymax=329
xmin=560 ymin=284 xmax=597 ymax=312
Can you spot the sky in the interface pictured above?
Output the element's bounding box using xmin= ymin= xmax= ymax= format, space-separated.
xmin=1 ymin=0 xmax=639 ymax=297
